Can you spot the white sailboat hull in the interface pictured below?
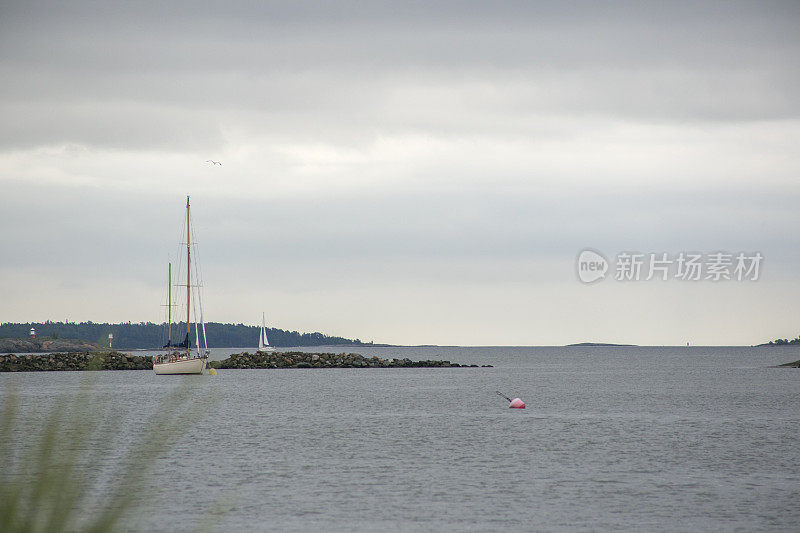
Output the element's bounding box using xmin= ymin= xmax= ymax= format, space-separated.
xmin=153 ymin=357 xmax=207 ymax=375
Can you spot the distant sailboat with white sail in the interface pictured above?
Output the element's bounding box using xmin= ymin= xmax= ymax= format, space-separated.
xmin=154 ymin=195 xmax=209 ymax=374
xmin=258 ymin=312 xmax=275 ymax=353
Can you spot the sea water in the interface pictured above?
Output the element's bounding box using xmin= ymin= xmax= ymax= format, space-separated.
xmin=2 ymin=346 xmax=799 ymax=531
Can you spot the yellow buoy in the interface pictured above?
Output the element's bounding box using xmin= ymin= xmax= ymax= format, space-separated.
xmin=208 ymin=368 xmax=218 ymax=375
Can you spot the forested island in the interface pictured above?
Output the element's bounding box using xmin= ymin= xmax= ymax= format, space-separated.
xmin=0 ymin=321 xmax=371 ymax=350
xmin=759 ymin=335 xmax=800 ymax=346
xmin=0 ymin=337 xmax=101 ymax=353
xmin=757 ymin=334 xmax=800 ymax=368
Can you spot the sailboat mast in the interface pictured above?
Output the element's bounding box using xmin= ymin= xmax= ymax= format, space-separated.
xmin=167 ymin=262 xmax=172 ymax=346
xmin=186 ymin=195 xmax=191 ymax=356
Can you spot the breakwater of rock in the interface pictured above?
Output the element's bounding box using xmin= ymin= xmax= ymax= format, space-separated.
xmin=0 ymin=351 xmax=153 ymax=372
xmin=210 ymin=351 xmax=489 ymax=369
xmin=0 ymin=350 xmax=490 ymax=372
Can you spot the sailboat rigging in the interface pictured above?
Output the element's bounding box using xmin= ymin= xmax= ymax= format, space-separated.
xmin=154 ymin=195 xmax=209 ymax=375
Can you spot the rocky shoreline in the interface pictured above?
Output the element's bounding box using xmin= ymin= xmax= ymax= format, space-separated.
xmin=0 ymin=351 xmax=152 ymax=372
xmin=1 ymin=351 xmax=488 ymax=372
xmin=209 ymin=351 xmax=489 ymax=369
xmin=778 ymin=359 xmax=800 ymax=368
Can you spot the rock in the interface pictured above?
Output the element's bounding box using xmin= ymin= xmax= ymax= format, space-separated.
xmin=0 ymin=351 xmax=153 ymax=372
xmin=206 ymin=351 xmax=489 ymax=370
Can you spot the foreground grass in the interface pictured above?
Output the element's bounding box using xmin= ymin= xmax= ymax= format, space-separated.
xmin=0 ymin=379 xmax=203 ymax=532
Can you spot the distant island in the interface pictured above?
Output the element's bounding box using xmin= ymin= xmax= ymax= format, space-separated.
xmin=755 ymin=334 xmax=800 ymax=367
xmin=757 ymin=335 xmax=800 ymax=347
xmin=0 ymin=321 xmax=373 ymax=350
xmin=566 ymin=342 xmax=637 ymax=347
xmin=0 ymin=337 xmax=101 ymax=353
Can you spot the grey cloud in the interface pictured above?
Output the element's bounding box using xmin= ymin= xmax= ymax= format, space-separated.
xmin=3 ymin=183 xmax=797 ymax=276
xmin=1 ymin=1 xmax=799 ymax=151
xmin=0 ymin=99 xmax=224 ymax=151
xmin=2 ymin=2 xmax=798 ymax=343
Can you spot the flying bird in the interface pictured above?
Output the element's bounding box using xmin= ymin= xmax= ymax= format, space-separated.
xmin=205 ymin=160 xmax=222 ymax=166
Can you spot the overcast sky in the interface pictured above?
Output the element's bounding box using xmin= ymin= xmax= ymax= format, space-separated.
xmin=1 ymin=1 xmax=799 ymax=345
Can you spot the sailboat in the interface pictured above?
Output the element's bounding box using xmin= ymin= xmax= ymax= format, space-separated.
xmin=154 ymin=196 xmax=209 ymax=375
xmin=258 ymin=312 xmax=276 ymax=353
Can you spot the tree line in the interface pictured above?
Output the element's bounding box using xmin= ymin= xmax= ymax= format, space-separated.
xmin=0 ymin=321 xmax=367 ymax=349
xmin=765 ymin=336 xmax=800 ymax=346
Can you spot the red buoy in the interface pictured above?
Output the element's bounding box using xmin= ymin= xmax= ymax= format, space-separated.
xmin=509 ymin=397 xmax=525 ymax=409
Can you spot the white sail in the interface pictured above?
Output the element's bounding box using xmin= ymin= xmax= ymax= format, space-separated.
xmin=258 ymin=312 xmax=275 ymax=352
xmin=258 ymin=312 xmax=266 ymax=350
